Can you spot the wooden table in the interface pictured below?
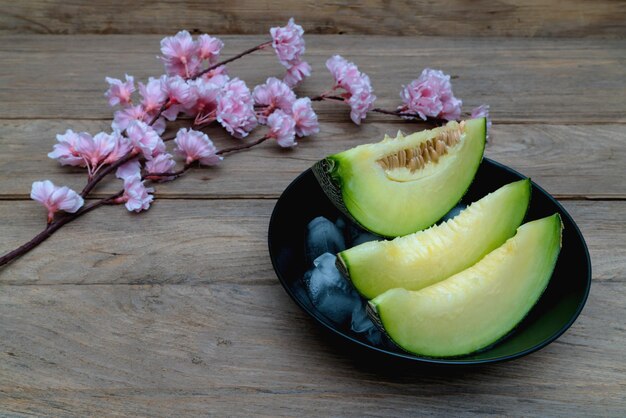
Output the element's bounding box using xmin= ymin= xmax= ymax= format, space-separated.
xmin=0 ymin=33 xmax=624 ymax=416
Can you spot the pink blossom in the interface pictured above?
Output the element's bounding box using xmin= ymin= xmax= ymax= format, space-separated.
xmin=112 ymin=105 xmax=146 ymax=132
xmin=283 ymin=60 xmax=311 ymax=87
xmin=162 ymin=75 xmax=192 ymax=104
xmin=103 ymin=131 xmax=133 ymax=165
xmin=138 ymin=77 xmax=167 ymax=113
xmin=324 ymin=55 xmax=376 ymax=124
xmin=471 ymin=104 xmax=492 ymax=132
xmin=152 ymin=135 xmax=167 ymax=156
xmin=440 ymin=96 xmax=462 ymax=121
xmin=217 ymin=78 xmax=258 ymax=138
xmin=197 ymin=34 xmax=224 ymax=63
xmin=104 ymin=74 xmax=135 ymax=107
xmin=148 ymin=113 xmax=167 ymax=135
xmin=348 ymin=81 xmax=376 ymax=125
xmin=115 ymin=158 xmax=141 ymax=180
xmin=74 ymin=132 xmax=116 ymax=167
xmin=220 ymin=78 xmax=254 ymax=105
xmin=30 ymin=180 xmax=84 ymax=223
xmin=399 ymin=68 xmax=462 ymax=121
xmin=267 ymin=109 xmax=297 ymax=148
xmin=174 ymin=128 xmax=222 ymax=166
xmin=161 ymin=75 xmax=194 ymax=121
xmin=401 ymin=81 xmax=440 ymax=119
xmin=326 ymin=55 xmax=361 ymax=92
xmin=160 ymin=30 xmax=201 ymax=78
xmin=291 ymin=98 xmax=319 ymax=137
xmin=186 ymin=77 xmax=222 ymax=123
xmin=122 ymin=176 xmax=154 ymax=212
xmin=126 ymin=121 xmax=163 ymax=159
xmin=200 ymin=65 xmax=229 ymax=84
xmin=253 ymin=77 xmax=296 ymax=123
xmin=48 ymin=129 xmax=87 ymax=167
xmin=145 ymin=153 xmax=177 ymax=181
xmin=111 ymin=105 xmax=167 ymax=136
xmin=270 ymin=18 xmax=306 ymax=67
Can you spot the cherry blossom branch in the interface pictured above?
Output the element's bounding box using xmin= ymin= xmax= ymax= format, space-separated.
xmin=80 ymin=99 xmax=183 ymax=198
xmin=192 ymin=41 xmax=272 ymax=80
xmin=310 ymin=94 xmax=344 ymax=102
xmin=1 ymin=20 xmax=318 ymax=269
xmin=80 ymin=91 xmax=261 ymax=203
xmin=147 ymin=103 xmax=169 ymax=126
xmin=1 ymin=161 xmax=187 ymax=268
xmin=143 ymin=164 xmax=191 ymax=181
xmin=0 ymin=191 xmax=123 ymax=267
xmin=80 ymin=152 xmax=138 ymax=197
xmin=216 ymin=135 xmax=270 ymax=155
xmin=312 ymin=95 xmax=450 ymax=125
xmin=0 ymin=131 xmax=275 ymax=268
xmin=310 ymin=57 xmax=490 ymax=128
xmin=370 ymin=107 xmax=448 ymax=125
xmin=371 ymin=107 xmax=472 ymax=122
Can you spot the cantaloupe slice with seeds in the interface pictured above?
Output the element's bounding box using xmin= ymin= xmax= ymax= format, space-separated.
xmin=313 ymin=118 xmax=486 ymax=237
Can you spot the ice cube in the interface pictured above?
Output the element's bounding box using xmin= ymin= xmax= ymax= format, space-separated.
xmin=350 ymin=301 xmax=375 ymax=333
xmin=349 ymin=300 xmax=394 ymax=348
xmin=346 ymin=220 xmax=381 ymax=247
xmin=363 ymin=326 xmax=386 ymax=346
xmin=306 ymin=217 xmax=346 ymax=263
xmin=334 ymin=217 xmax=346 ymax=231
xmin=352 ymin=231 xmax=380 ymax=246
xmin=302 ymin=253 xmax=394 ymax=349
xmin=303 ymin=253 xmax=361 ymax=325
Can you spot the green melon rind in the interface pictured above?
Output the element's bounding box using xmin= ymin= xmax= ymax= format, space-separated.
xmin=339 ymin=178 xmax=532 ymax=299
xmin=342 ymin=118 xmax=486 ymax=237
xmin=312 ymin=156 xmax=356 ymax=226
xmin=313 ymin=118 xmax=487 ymax=237
xmin=369 ymin=214 xmax=563 ymax=358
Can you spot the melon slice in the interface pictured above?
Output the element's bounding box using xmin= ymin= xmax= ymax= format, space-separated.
xmin=369 ymin=214 xmax=563 ymax=357
xmin=338 ymin=179 xmax=531 ymax=299
xmin=313 ymin=118 xmax=486 ymax=237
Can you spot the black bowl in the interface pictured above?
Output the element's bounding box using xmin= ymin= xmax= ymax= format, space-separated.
xmin=268 ymin=158 xmax=591 ymax=365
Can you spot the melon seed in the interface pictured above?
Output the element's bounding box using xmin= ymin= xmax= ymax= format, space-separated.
xmin=378 ymin=125 xmax=464 ymax=172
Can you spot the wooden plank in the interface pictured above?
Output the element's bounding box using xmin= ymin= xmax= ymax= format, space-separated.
xmin=0 ymin=200 xmax=622 ymax=285
xmin=0 ymin=120 xmax=624 ymax=199
xmin=0 ymin=199 xmax=276 ymax=285
xmin=1 ymin=0 xmax=625 ymax=38
xmin=0 ymin=35 xmax=625 ymax=123
xmin=0 ymin=264 xmax=623 ymax=415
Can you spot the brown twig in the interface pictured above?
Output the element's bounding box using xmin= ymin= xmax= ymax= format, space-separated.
xmin=80 ymin=152 xmax=139 ymax=197
xmin=371 ymin=107 xmax=446 ymax=122
xmin=216 ymin=135 xmax=270 ymax=155
xmin=310 ymin=95 xmax=344 ymax=102
xmin=143 ymin=164 xmax=191 ymax=181
xmin=192 ymin=41 xmax=272 ymax=80
xmin=0 ymin=191 xmax=123 ymax=267
xmin=147 ymin=103 xmax=169 ymax=126
xmin=311 ymin=94 xmax=452 ymax=125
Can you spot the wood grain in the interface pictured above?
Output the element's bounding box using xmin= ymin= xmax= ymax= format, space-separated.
xmin=0 ymin=120 xmax=624 ymax=199
xmin=0 ymin=35 xmax=625 ymax=123
xmin=0 ymin=200 xmax=622 ymax=286
xmin=1 ymin=0 xmax=625 ymax=38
